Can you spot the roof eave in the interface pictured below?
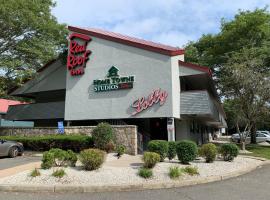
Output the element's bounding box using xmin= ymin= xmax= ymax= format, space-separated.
xmin=68 ymin=26 xmax=184 ymax=56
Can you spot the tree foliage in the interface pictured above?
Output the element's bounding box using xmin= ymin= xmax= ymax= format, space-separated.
xmin=221 ymin=46 xmax=270 ymax=144
xmin=0 ymin=0 xmax=67 ymax=98
xmin=185 ymin=8 xmax=270 ymax=142
xmin=185 ymin=8 xmax=270 ymax=82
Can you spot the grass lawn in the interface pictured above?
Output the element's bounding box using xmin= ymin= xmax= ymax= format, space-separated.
xmin=244 ymin=144 xmax=270 ymax=159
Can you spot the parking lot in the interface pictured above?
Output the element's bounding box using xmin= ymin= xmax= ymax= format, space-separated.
xmin=0 ymin=155 xmax=41 ymax=170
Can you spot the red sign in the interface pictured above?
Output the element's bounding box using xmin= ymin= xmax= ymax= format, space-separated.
xmin=67 ymin=33 xmax=92 ymax=76
xmin=131 ymin=88 xmax=168 ymax=115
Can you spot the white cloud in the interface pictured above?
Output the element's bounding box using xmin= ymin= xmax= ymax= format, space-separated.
xmin=152 ymin=31 xmax=194 ymax=48
xmin=52 ymin=0 xmax=270 ymax=47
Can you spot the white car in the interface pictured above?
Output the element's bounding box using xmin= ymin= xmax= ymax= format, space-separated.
xmin=231 ymin=132 xmax=270 ymax=143
xmin=257 ymin=130 xmax=270 ymax=136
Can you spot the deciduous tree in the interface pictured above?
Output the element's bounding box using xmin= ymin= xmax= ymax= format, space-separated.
xmin=0 ymin=0 xmax=67 ymax=98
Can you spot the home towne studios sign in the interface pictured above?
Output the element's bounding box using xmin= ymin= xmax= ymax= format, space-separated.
xmin=93 ymin=66 xmax=135 ymax=92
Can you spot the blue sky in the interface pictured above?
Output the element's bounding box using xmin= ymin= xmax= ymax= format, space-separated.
xmin=52 ymin=0 xmax=269 ymax=47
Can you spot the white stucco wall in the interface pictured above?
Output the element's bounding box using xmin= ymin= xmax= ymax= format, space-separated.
xmin=170 ymin=55 xmax=182 ymax=119
xmin=65 ymin=33 xmax=176 ymax=120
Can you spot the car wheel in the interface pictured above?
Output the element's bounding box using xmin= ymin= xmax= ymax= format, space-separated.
xmin=9 ymin=146 xmax=19 ymax=158
xmin=237 ymin=139 xmax=240 ymax=143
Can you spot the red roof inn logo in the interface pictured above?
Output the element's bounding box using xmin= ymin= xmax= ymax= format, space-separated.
xmin=67 ymin=33 xmax=92 ymax=76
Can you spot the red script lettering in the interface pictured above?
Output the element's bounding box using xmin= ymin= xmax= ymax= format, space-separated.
xmin=66 ymin=33 xmax=92 ymax=76
xmin=131 ymin=89 xmax=168 ymax=115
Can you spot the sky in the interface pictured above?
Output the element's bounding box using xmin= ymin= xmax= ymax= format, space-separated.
xmin=52 ymin=0 xmax=269 ymax=48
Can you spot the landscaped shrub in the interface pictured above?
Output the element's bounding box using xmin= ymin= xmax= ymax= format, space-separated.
xmin=92 ymin=123 xmax=115 ymax=152
xmin=67 ymin=150 xmax=77 ymax=167
xmin=116 ymin=145 xmax=126 ymax=158
xmin=52 ymin=168 xmax=66 ymax=178
xmin=219 ymin=143 xmax=239 ymax=161
xmin=104 ymin=141 xmax=115 ymax=153
xmin=176 ymin=140 xmax=198 ymax=164
xmin=30 ymin=168 xmax=41 ymax=177
xmin=41 ymin=151 xmax=54 ymax=169
xmin=0 ymin=135 xmax=93 ymax=152
xmin=79 ymin=148 xmax=106 ymax=171
xmin=168 ymin=141 xmax=177 ymax=161
xmin=147 ymin=140 xmax=168 ymax=161
xmin=199 ymin=143 xmax=217 ymax=163
xmin=49 ymin=148 xmax=69 ymax=166
xmin=41 ymin=148 xmax=77 ymax=169
xmin=138 ymin=168 xmax=153 ymax=179
xmin=142 ymin=152 xmax=160 ymax=168
xmin=168 ymin=166 xmax=182 ymax=179
xmin=183 ymin=166 xmax=199 ymax=176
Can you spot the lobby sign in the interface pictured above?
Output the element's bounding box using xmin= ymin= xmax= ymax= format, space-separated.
xmin=93 ymin=66 xmax=135 ymax=92
xmin=131 ymin=88 xmax=168 ymax=115
xmin=67 ymin=33 xmax=92 ymax=76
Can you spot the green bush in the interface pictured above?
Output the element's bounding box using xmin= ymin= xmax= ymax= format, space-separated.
xmin=41 ymin=148 xmax=77 ymax=169
xmin=52 ymin=168 xmax=66 ymax=178
xmin=79 ymin=148 xmax=106 ymax=171
xmin=176 ymin=140 xmax=198 ymax=164
xmin=219 ymin=143 xmax=239 ymax=161
xmin=199 ymin=143 xmax=217 ymax=163
xmin=49 ymin=148 xmax=69 ymax=166
xmin=92 ymin=123 xmax=115 ymax=152
xmin=142 ymin=152 xmax=160 ymax=168
xmin=41 ymin=151 xmax=54 ymax=169
xmin=0 ymin=135 xmax=93 ymax=152
xmin=168 ymin=141 xmax=177 ymax=161
xmin=183 ymin=166 xmax=199 ymax=176
xmin=67 ymin=150 xmax=77 ymax=167
xmin=147 ymin=140 xmax=168 ymax=161
xmin=30 ymin=168 xmax=41 ymax=177
xmin=169 ymin=166 xmax=182 ymax=179
xmin=138 ymin=168 xmax=153 ymax=179
xmin=116 ymin=145 xmax=126 ymax=158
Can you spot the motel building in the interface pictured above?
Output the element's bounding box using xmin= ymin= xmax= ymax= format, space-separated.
xmin=6 ymin=26 xmax=227 ymax=151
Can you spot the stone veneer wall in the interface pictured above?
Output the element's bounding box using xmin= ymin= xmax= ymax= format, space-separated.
xmin=0 ymin=125 xmax=138 ymax=155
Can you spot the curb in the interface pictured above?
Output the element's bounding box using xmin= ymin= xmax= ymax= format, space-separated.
xmin=0 ymin=158 xmax=269 ymax=193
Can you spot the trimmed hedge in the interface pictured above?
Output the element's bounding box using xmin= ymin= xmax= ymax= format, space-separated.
xmin=79 ymin=148 xmax=106 ymax=171
xmin=176 ymin=140 xmax=198 ymax=164
xmin=167 ymin=141 xmax=177 ymax=161
xmin=219 ymin=143 xmax=239 ymax=161
xmin=0 ymin=135 xmax=94 ymax=152
xmin=147 ymin=140 xmax=168 ymax=161
xmin=199 ymin=143 xmax=217 ymax=163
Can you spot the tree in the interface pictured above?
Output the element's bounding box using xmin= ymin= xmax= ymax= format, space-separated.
xmin=0 ymin=0 xmax=67 ymax=98
xmin=224 ymin=99 xmax=251 ymax=150
xmin=185 ymin=8 xmax=270 ymax=72
xmin=185 ymin=8 xmax=270 ymax=143
xmin=221 ymin=46 xmax=270 ymax=145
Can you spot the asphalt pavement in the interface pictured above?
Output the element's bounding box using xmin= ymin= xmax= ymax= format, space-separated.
xmin=0 ymin=155 xmax=41 ymax=170
xmin=0 ymin=163 xmax=269 ymax=200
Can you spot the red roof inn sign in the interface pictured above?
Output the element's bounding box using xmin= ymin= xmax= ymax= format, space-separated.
xmin=67 ymin=33 xmax=91 ymax=76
